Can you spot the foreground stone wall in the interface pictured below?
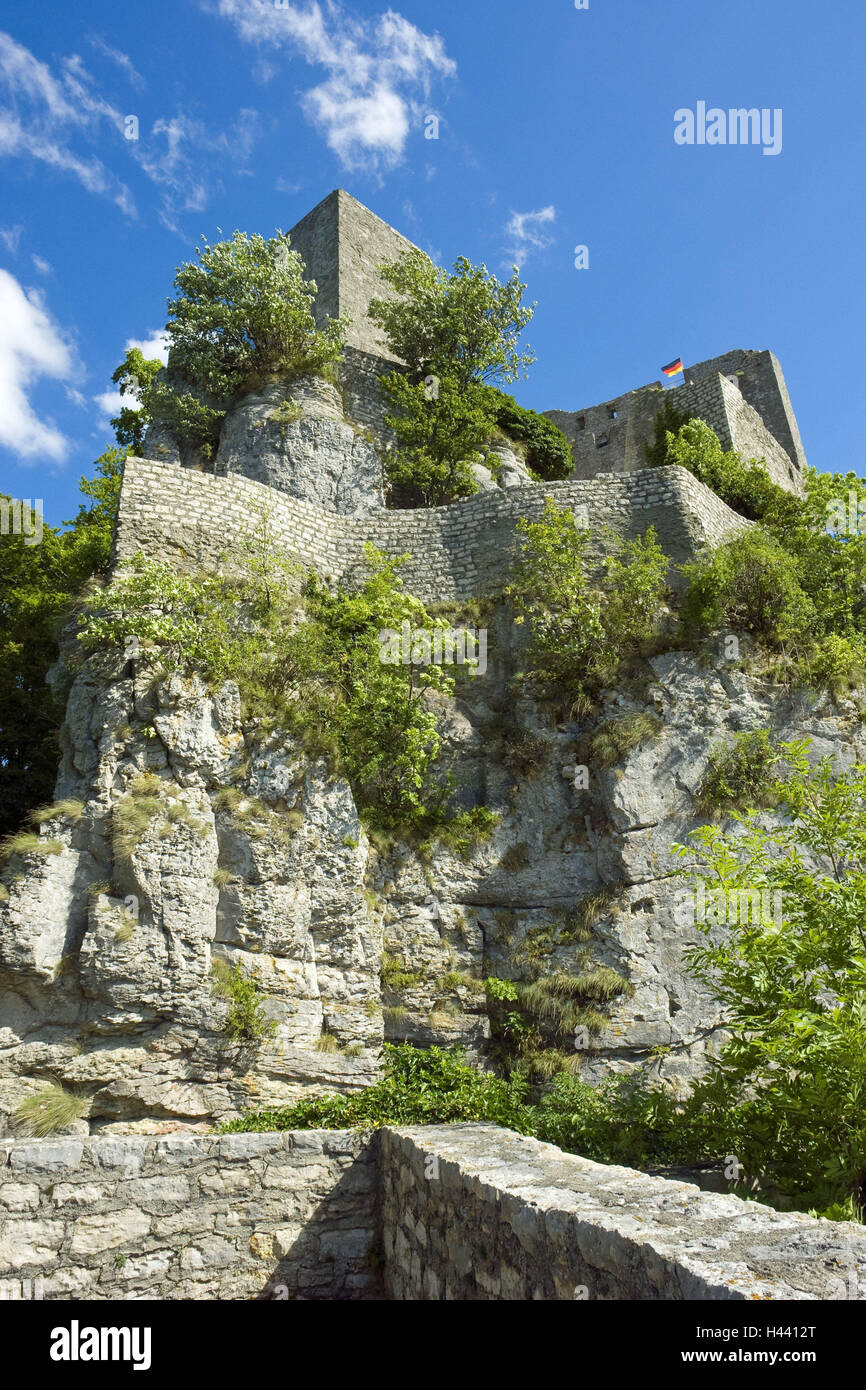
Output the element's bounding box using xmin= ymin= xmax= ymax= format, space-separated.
xmin=5 ymin=1126 xmax=865 ymax=1301
xmin=0 ymin=1131 xmax=380 ymax=1301
xmin=381 ymin=1126 xmax=866 ymax=1302
xmin=114 ymin=458 xmax=749 ymax=602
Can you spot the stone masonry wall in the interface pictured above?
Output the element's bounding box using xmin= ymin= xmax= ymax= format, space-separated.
xmin=5 ymin=1125 xmax=866 ymax=1301
xmin=288 ymin=190 xmax=420 ymax=361
xmin=381 ymin=1126 xmax=866 ymax=1302
xmin=0 ymin=1131 xmax=380 ymax=1301
xmin=547 ymin=370 xmax=802 ymax=496
xmin=113 ymin=458 xmax=749 ymax=603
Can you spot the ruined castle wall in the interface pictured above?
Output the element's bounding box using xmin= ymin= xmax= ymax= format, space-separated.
xmin=547 ymin=369 xmax=803 ymax=496
xmin=685 ymin=349 xmax=807 ymax=477
xmin=114 ymin=459 xmax=750 ymax=602
xmin=0 ymin=1131 xmax=380 ymax=1301
xmin=381 ymin=1126 xmax=866 ymax=1302
xmin=289 ymin=190 xmax=420 ymax=361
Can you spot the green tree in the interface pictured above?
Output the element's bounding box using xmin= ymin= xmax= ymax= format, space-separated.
xmin=131 ymin=230 xmax=347 ymax=459
xmin=0 ymin=449 xmax=122 ymax=838
xmin=369 ymin=249 xmax=535 ymax=388
xmin=675 ymin=741 xmax=866 ymax=1211
xmin=380 ymin=372 xmax=494 ymax=507
xmin=370 ymin=250 xmax=537 ymax=506
xmin=110 ymin=349 xmax=163 ymax=453
xmin=507 ymin=499 xmax=669 ymax=712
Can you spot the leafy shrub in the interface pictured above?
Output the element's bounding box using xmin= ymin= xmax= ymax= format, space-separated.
xmin=219 ymin=1043 xmax=532 ymax=1133
xmin=508 ymin=499 xmax=669 ymax=712
xmin=682 ymin=526 xmax=814 ymax=647
xmin=648 ymin=416 xmax=797 ymax=525
xmin=477 ymin=385 xmax=573 ymax=480
xmin=674 ymin=742 xmax=866 ymax=1210
xmin=698 ymin=729 xmax=780 ymax=812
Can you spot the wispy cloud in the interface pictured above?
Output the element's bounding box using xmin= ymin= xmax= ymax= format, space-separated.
xmin=0 ymin=223 xmax=22 ymax=254
xmin=503 ymin=205 xmax=556 ymax=267
xmin=208 ymin=1 xmax=456 ymax=171
xmin=135 ymin=110 xmax=260 ymax=232
xmin=87 ymin=35 xmax=146 ymax=91
xmin=0 ymin=31 xmax=136 ymax=214
xmin=0 ymin=269 xmax=77 ymax=461
xmin=0 ymin=31 xmax=262 ymax=232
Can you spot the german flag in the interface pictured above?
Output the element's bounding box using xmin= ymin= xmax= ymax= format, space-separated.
xmin=662 ymin=358 xmax=684 ymax=377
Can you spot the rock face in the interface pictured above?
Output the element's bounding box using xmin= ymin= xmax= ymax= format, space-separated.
xmin=144 ymin=373 xmax=384 ymax=518
xmin=214 ymin=375 xmax=384 ymax=516
xmin=2 ymin=594 xmax=863 ymax=1134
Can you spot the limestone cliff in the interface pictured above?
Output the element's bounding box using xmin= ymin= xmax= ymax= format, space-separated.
xmin=1 ymin=361 xmax=859 ymax=1137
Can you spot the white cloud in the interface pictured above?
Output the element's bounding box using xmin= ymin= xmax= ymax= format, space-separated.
xmin=0 ymin=31 xmax=136 ymax=214
xmin=133 ymin=109 xmax=260 ymax=233
xmin=32 ymin=254 xmax=51 ymax=275
xmin=87 ymin=35 xmax=145 ymax=90
xmin=0 ymin=223 xmax=21 ymax=254
xmin=0 ymin=269 xmax=76 ymax=461
xmin=209 ymin=1 xmax=456 ymax=170
xmin=503 ymin=206 xmax=556 ymax=267
xmin=0 ymin=32 xmax=266 ymax=232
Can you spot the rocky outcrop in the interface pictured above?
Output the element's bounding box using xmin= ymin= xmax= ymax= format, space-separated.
xmin=2 ymin=592 xmax=862 ymax=1134
xmin=144 ymin=372 xmax=384 ymax=518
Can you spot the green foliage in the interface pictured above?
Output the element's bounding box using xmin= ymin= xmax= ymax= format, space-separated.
xmin=110 ymin=349 xmax=163 ymax=453
xmin=13 ymin=1084 xmax=88 ymax=1136
xmin=682 ymin=525 xmax=815 ymax=648
xmin=673 ymin=742 xmax=866 ymax=1210
xmin=643 ymin=396 xmax=688 ymax=470
xmin=381 ymin=952 xmax=423 ymax=993
xmin=0 ymin=450 xmax=122 ymax=839
xmin=379 ymin=371 xmax=492 ymax=507
xmin=476 ymin=385 xmax=573 ymax=481
xmin=369 ymin=249 xmax=535 ymax=389
xmin=78 ymin=538 xmax=486 ymax=837
xmin=119 ymin=230 xmax=346 ymax=459
xmin=698 ymin=729 xmax=781 ymax=812
xmin=219 ymin=1043 xmax=531 ymax=1133
xmin=507 ymin=499 xmax=669 ymax=712
xmin=369 ymin=249 xmax=536 ymax=507
xmin=210 ymin=957 xmax=278 ymax=1044
xmin=649 ymin=416 xmax=795 ymax=524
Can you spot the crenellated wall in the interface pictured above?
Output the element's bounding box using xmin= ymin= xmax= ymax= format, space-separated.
xmin=113 ymin=458 xmax=750 ymax=601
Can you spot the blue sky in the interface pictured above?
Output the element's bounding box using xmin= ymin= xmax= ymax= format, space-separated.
xmin=0 ymin=0 xmax=863 ymax=526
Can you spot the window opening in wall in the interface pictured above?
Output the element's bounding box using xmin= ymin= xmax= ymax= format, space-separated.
xmin=608 ymin=406 xmax=618 ymax=420
xmin=596 ymin=433 xmax=609 ymax=448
